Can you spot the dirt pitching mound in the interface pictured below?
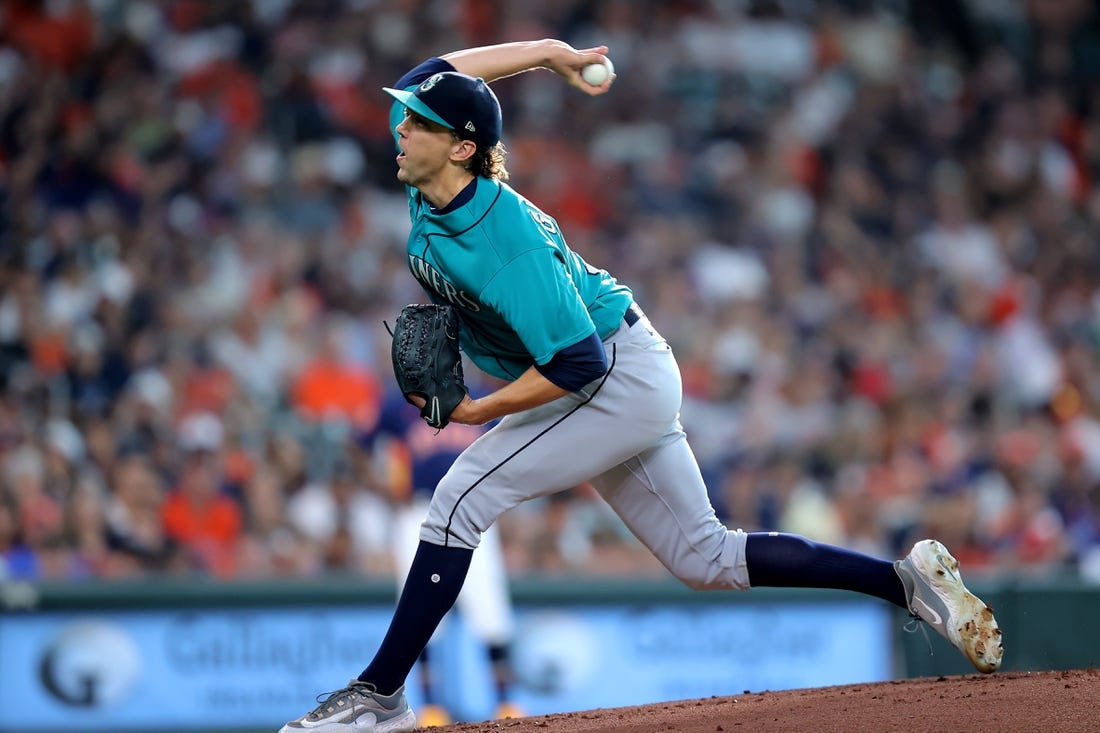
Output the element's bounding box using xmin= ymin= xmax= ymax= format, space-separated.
xmin=435 ymin=669 xmax=1099 ymax=732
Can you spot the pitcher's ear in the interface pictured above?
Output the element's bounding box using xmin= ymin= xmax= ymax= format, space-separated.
xmin=451 ymin=137 xmax=478 ymax=163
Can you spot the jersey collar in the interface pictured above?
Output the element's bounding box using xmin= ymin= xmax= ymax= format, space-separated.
xmin=428 ymin=177 xmax=478 ymax=215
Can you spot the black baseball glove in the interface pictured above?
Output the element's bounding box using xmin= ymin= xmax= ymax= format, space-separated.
xmin=389 ymin=303 xmax=468 ymax=429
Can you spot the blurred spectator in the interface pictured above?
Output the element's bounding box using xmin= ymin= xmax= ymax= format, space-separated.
xmin=237 ymin=464 xmax=318 ymax=576
xmin=285 ymin=455 xmax=392 ymax=574
xmin=290 ymin=316 xmax=381 ymax=429
xmin=160 ymin=412 xmax=242 ymax=577
xmin=4 ymin=444 xmax=65 ymax=578
xmin=103 ymin=454 xmax=178 ymax=576
xmin=209 ymin=306 xmax=293 ymax=410
xmin=0 ymin=493 xmax=34 ymax=580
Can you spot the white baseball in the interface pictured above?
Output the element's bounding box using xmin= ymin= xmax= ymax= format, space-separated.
xmin=581 ymin=58 xmax=614 ymax=86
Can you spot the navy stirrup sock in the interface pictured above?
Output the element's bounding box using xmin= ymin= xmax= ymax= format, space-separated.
xmin=359 ymin=540 xmax=473 ymax=694
xmin=745 ymin=532 xmax=907 ymax=609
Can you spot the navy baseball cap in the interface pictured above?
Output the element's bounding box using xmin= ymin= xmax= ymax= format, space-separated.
xmin=384 ymin=72 xmax=502 ymax=149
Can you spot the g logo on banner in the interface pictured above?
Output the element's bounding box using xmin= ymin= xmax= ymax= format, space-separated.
xmin=38 ymin=620 xmax=143 ymax=708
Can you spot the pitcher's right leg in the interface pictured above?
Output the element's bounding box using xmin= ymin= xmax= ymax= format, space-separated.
xmin=589 ymin=428 xmax=750 ymax=591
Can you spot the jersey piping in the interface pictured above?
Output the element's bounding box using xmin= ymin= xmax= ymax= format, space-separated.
xmin=442 ymin=344 xmax=618 ymax=546
xmin=419 ymin=181 xmax=503 ymax=241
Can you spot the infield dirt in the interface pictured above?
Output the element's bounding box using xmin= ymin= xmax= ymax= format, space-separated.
xmin=432 ymin=669 xmax=1099 ymax=732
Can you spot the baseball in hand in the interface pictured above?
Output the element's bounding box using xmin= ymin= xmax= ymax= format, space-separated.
xmin=581 ymin=58 xmax=614 ymax=86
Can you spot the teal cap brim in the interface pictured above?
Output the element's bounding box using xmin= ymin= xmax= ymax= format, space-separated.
xmin=382 ymin=87 xmax=454 ymax=131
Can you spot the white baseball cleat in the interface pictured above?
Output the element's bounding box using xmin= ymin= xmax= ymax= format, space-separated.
xmin=279 ymin=680 xmax=416 ymax=733
xmin=894 ymin=539 xmax=1004 ymax=673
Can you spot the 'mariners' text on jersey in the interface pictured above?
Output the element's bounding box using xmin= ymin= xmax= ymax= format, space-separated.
xmin=408 ymin=254 xmax=480 ymax=311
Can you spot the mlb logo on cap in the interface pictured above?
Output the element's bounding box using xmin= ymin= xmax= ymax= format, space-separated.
xmin=384 ymin=72 xmax=503 ymax=149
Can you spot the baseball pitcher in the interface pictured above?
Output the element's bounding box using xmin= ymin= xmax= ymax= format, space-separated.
xmin=281 ymin=38 xmax=1002 ymax=733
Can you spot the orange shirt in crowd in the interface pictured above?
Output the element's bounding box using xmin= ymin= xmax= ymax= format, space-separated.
xmin=291 ymin=358 xmax=381 ymax=429
xmin=161 ymin=490 xmax=242 ymax=577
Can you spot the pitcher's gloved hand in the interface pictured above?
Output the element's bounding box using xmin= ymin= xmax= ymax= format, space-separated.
xmin=389 ymin=304 xmax=467 ymax=429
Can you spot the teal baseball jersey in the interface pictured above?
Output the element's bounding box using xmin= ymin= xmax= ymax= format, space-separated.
xmin=389 ymin=102 xmax=632 ymax=382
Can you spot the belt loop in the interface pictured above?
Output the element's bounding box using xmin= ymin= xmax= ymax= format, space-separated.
xmin=624 ymin=302 xmax=641 ymax=328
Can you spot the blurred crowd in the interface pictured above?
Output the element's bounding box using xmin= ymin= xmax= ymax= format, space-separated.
xmin=2 ymin=0 xmax=1100 ymax=584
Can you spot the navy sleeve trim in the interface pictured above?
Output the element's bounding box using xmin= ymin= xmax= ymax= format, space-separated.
xmin=535 ymin=331 xmax=608 ymax=392
xmin=394 ymin=58 xmax=457 ymax=90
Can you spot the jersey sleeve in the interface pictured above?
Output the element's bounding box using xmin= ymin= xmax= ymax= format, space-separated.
xmin=480 ymin=248 xmax=597 ymax=367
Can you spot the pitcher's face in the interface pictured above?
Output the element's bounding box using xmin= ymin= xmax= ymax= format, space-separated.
xmin=394 ymin=110 xmax=463 ymax=190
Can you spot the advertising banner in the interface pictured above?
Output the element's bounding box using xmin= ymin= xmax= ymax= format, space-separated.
xmin=0 ymin=600 xmax=890 ymax=732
